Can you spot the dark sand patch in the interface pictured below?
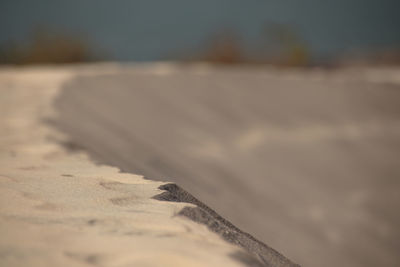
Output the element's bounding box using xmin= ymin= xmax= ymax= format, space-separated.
xmin=154 ymin=183 xmax=298 ymax=267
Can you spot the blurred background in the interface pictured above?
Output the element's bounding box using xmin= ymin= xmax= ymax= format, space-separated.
xmin=2 ymin=1 xmax=400 ymax=267
xmin=1 ymin=0 xmax=400 ymax=66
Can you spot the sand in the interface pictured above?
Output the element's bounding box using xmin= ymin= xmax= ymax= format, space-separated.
xmin=0 ymin=65 xmax=296 ymax=267
xmin=53 ymin=63 xmax=400 ymax=267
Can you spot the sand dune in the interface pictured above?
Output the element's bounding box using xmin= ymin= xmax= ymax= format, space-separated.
xmin=54 ymin=64 xmax=400 ymax=267
xmin=1 ymin=66 xmax=297 ymax=267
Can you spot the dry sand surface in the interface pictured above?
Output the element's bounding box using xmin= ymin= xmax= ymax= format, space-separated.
xmin=0 ymin=66 xmax=296 ymax=267
xmin=52 ymin=63 xmax=400 ymax=267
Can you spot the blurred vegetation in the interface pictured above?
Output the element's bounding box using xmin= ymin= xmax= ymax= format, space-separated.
xmin=194 ymin=24 xmax=310 ymax=67
xmin=261 ymin=24 xmax=309 ymax=67
xmin=195 ymin=25 xmax=400 ymax=67
xmin=0 ymin=29 xmax=94 ymax=65
xmin=200 ymin=31 xmax=244 ymax=64
xmin=1 ymin=25 xmax=398 ymax=67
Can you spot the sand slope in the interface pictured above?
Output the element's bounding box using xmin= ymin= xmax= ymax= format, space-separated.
xmin=0 ymin=66 xmax=296 ymax=267
xmin=54 ymin=64 xmax=400 ymax=267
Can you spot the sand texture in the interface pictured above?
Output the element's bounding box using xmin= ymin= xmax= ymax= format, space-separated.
xmin=53 ymin=63 xmax=400 ymax=267
xmin=0 ymin=65 xmax=298 ymax=267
